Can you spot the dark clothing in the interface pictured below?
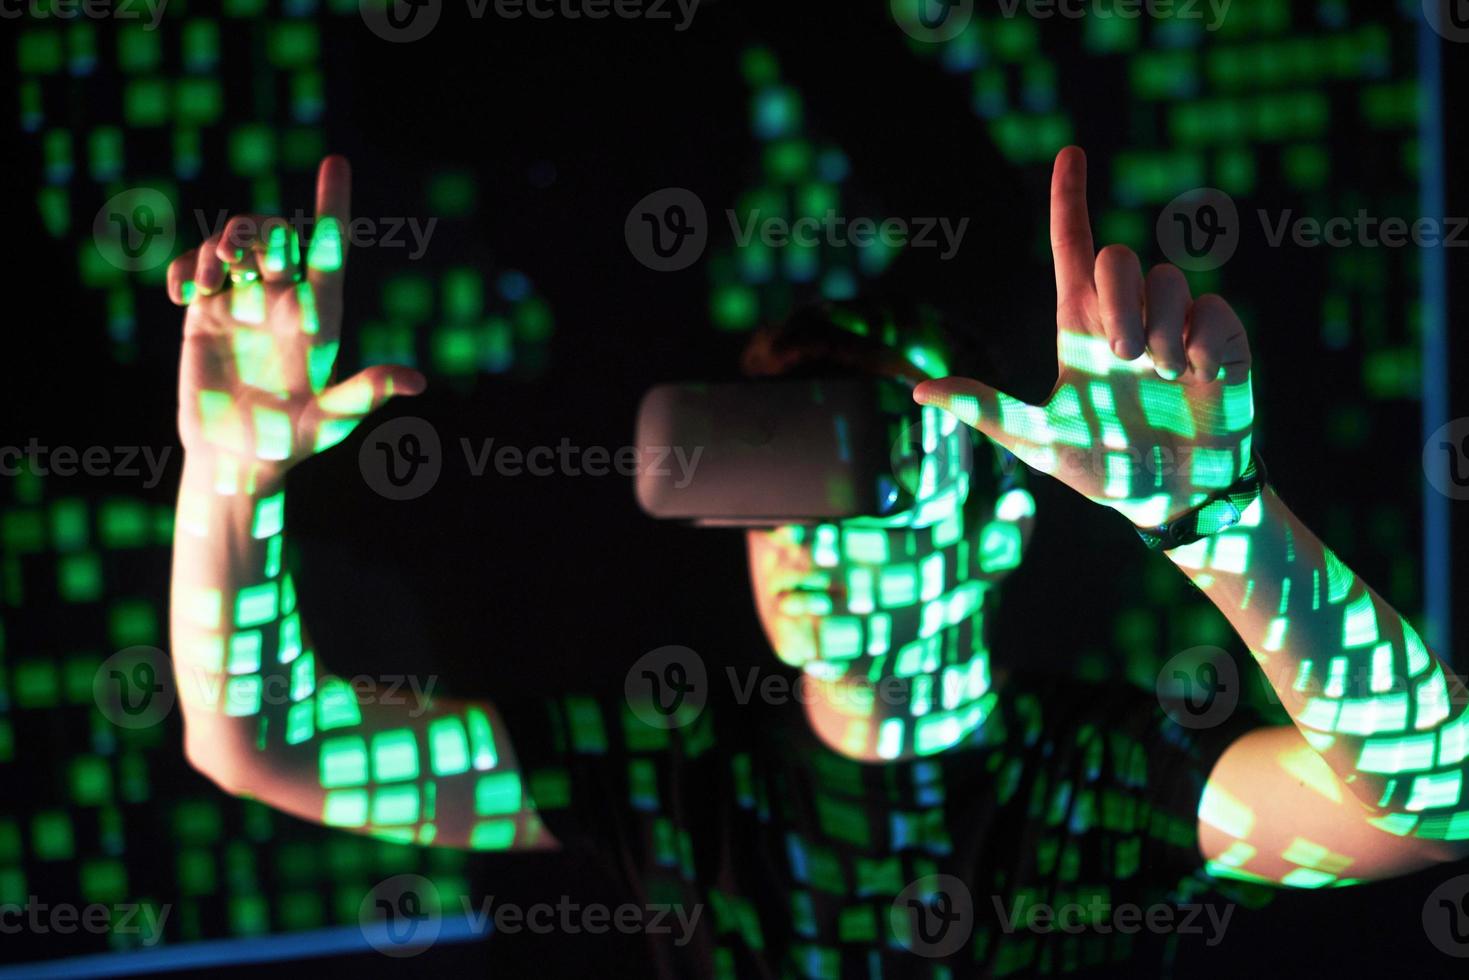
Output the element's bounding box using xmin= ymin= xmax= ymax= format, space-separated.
xmin=502 ymin=672 xmax=1258 ymax=977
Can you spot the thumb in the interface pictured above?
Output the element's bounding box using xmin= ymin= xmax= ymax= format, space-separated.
xmin=317 ymin=364 xmax=427 ymax=418
xmin=307 ymin=364 xmax=427 ymax=453
xmin=914 ymin=376 xmax=1030 ymax=455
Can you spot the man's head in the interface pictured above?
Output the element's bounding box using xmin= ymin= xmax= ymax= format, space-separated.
xmin=740 ymin=303 xmax=1037 ymax=692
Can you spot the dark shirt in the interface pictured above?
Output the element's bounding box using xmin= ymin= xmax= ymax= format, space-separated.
xmin=501 ymin=671 xmax=1260 ymax=978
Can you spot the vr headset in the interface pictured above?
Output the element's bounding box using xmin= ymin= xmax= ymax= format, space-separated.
xmin=633 ymin=377 xmax=979 ymax=527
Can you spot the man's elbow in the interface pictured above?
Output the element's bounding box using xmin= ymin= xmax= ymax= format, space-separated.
xmin=184 ymin=727 xmax=256 ymax=799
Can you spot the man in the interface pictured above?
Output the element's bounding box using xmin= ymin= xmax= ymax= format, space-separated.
xmin=163 ymin=148 xmax=1468 ymax=976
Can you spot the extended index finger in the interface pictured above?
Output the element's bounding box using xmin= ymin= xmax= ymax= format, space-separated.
xmin=1049 ymin=146 xmax=1096 ymax=322
xmin=307 ymin=155 xmax=350 ymax=286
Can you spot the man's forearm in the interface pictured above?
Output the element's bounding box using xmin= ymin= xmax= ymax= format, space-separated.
xmin=169 ymin=455 xmax=549 ymax=850
xmin=1169 ymin=486 xmax=1468 ymax=846
xmin=170 ymin=456 xmax=296 ymax=769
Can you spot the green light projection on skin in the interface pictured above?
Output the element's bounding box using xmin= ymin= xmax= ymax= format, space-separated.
xmin=751 ymin=403 xmax=1034 ymax=762
xmin=908 ymin=132 xmax=1469 ymax=892
xmin=165 ymin=158 xmax=547 ymax=852
xmin=927 ymin=330 xmax=1469 ymax=886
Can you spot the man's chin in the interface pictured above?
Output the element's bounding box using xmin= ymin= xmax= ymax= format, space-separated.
xmin=772 ymin=617 xmax=820 ymax=667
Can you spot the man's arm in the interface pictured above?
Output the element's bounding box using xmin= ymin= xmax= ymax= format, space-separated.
xmin=165 ymin=157 xmax=551 ymax=851
xmin=1178 ymin=488 xmax=1467 ymax=886
xmin=913 ymin=146 xmax=1464 ymax=887
xmin=172 ymin=461 xmax=551 ymax=851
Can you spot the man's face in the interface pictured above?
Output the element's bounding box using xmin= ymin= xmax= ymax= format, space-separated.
xmin=746 ymin=406 xmax=1033 ymax=672
xmin=746 ymin=517 xmax=964 ymax=669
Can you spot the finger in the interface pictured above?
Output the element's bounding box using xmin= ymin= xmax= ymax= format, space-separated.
xmin=214 ymin=214 xmax=272 ymax=265
xmin=309 ymin=364 xmax=428 ymax=452
xmin=914 ymin=377 xmax=1027 ymax=456
xmin=259 ymin=216 xmax=302 ymax=285
xmin=1095 ymin=244 xmax=1144 ymax=359
xmin=194 ymin=235 xmax=228 ymax=295
xmin=1144 ymin=264 xmax=1191 ymax=380
xmin=307 ymin=155 xmax=350 ymax=287
xmin=168 ymin=248 xmax=198 ymax=305
xmin=1049 ymin=146 xmax=1097 ymax=325
xmin=1184 ymin=294 xmax=1250 ymax=385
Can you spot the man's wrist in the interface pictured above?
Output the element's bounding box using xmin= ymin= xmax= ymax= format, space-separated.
xmin=180 ymin=451 xmax=289 ymax=498
xmin=1136 ymin=452 xmax=1267 ymax=552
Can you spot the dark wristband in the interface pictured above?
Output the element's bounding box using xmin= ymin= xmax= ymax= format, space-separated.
xmin=1136 ymin=453 xmax=1267 ymax=552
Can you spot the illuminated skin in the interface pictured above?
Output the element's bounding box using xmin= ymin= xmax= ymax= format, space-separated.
xmin=914 ymin=146 xmax=1469 ymax=887
xmin=167 ymin=151 xmax=1468 ymax=891
xmin=165 ymin=157 xmax=550 ymax=850
xmin=746 ymin=405 xmax=1037 ymax=763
